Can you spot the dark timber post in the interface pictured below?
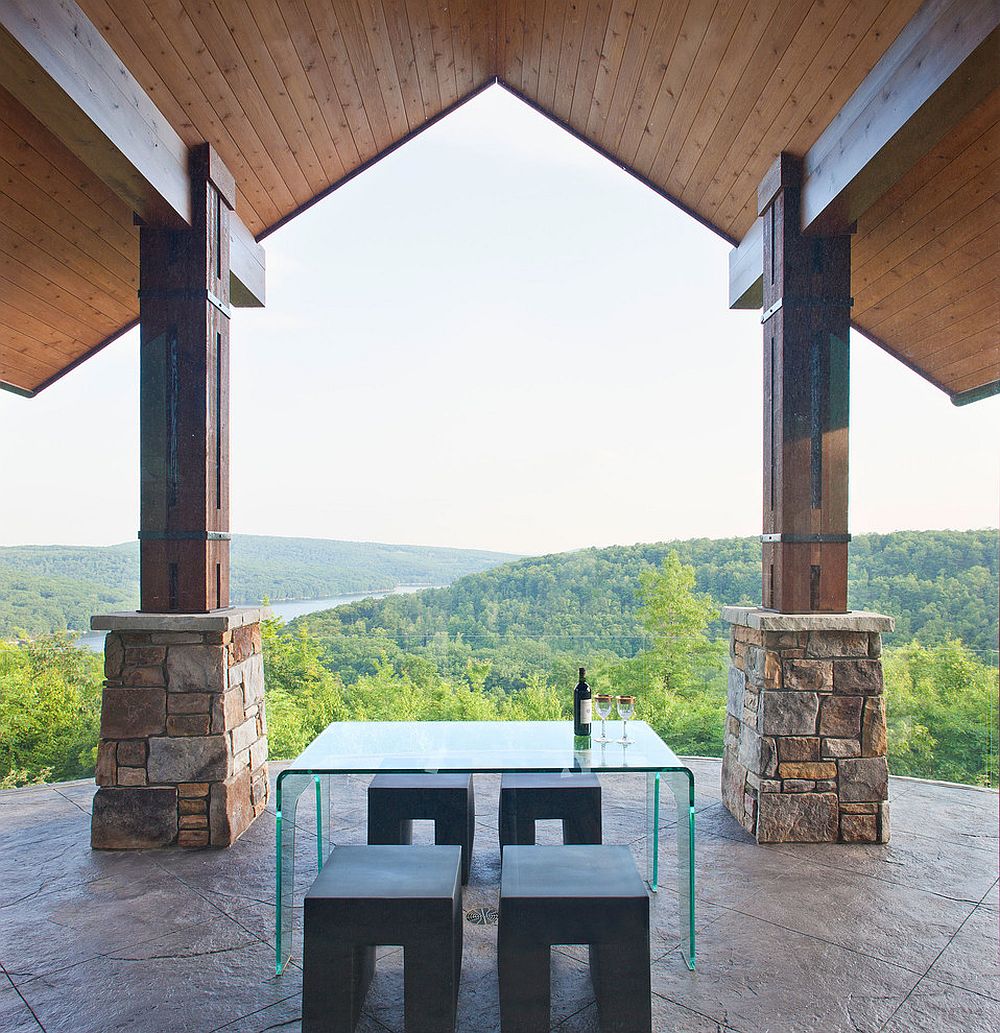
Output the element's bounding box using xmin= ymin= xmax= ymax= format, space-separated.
xmin=138 ymin=144 xmax=233 ymax=613
xmin=759 ymin=153 xmax=851 ymax=614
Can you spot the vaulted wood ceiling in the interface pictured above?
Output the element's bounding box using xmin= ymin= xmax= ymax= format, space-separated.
xmin=1 ymin=0 xmax=997 ymax=400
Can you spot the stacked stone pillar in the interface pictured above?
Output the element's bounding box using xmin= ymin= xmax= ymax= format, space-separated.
xmin=721 ymin=606 xmax=893 ymax=844
xmin=90 ymin=608 xmax=269 ymax=849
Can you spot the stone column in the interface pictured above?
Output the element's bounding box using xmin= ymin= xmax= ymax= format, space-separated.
xmin=721 ymin=606 xmax=894 ymax=844
xmin=90 ymin=608 xmax=269 ymax=849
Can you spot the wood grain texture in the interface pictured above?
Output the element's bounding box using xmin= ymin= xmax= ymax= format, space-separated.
xmin=2 ymin=0 xmax=996 ymax=400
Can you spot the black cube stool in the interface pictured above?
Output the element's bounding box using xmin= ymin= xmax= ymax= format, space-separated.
xmin=499 ymin=772 xmax=602 ymax=848
xmin=302 ymin=845 xmax=463 ymax=1033
xmin=498 ymin=845 xmax=651 ymax=1033
xmin=368 ymin=773 xmax=475 ymax=884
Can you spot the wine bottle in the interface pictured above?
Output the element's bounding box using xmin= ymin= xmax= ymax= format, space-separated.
xmin=574 ymin=667 xmax=592 ymax=739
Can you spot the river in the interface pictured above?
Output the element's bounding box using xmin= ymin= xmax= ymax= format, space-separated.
xmin=75 ymin=585 xmax=435 ymax=653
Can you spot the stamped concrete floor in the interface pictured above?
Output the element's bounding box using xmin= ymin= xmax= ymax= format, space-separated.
xmin=1 ymin=759 xmax=997 ymax=1033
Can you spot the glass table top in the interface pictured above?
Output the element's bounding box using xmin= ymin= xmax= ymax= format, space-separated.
xmin=284 ymin=720 xmax=688 ymax=775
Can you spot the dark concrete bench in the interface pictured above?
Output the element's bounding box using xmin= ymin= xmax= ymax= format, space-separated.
xmin=498 ymin=844 xmax=651 ymax=1033
xmin=498 ymin=772 xmax=602 ymax=848
xmin=367 ymin=773 xmax=475 ymax=884
xmin=302 ymin=845 xmax=463 ymax=1033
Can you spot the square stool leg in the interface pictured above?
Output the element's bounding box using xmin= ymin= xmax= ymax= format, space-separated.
xmin=302 ymin=926 xmax=375 ymax=1033
xmin=403 ymin=898 xmax=463 ymax=1033
xmin=589 ymin=936 xmax=652 ymax=1033
xmin=498 ymin=929 xmax=550 ymax=1033
xmin=434 ymin=790 xmax=475 ymax=884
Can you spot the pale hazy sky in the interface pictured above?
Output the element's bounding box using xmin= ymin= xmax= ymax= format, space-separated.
xmin=1 ymin=86 xmax=997 ymax=555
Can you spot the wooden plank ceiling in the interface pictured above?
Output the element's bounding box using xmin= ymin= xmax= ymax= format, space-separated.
xmin=2 ymin=0 xmax=996 ymax=400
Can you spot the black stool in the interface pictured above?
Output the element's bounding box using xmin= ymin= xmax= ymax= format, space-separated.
xmin=367 ymin=773 xmax=475 ymax=884
xmin=499 ymin=772 xmax=602 ymax=847
xmin=302 ymin=845 xmax=463 ymax=1033
xmin=498 ymin=845 xmax=651 ymax=1033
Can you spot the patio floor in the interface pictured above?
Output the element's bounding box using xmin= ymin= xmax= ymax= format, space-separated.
xmin=1 ymin=758 xmax=997 ymax=1033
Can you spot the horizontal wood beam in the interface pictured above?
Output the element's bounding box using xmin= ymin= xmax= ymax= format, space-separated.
xmin=0 ymin=0 xmax=263 ymax=306
xmin=801 ymin=0 xmax=1000 ymax=235
xmin=728 ymin=0 xmax=1000 ymax=308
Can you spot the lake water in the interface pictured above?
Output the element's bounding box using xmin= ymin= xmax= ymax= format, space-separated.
xmin=75 ymin=585 xmax=433 ymax=653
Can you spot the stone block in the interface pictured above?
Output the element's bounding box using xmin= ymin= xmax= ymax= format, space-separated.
xmin=91 ymin=787 xmax=177 ymax=849
xmin=737 ymin=725 xmax=777 ymax=777
xmin=834 ymin=659 xmax=884 ymax=695
xmin=249 ymin=737 xmax=268 ymax=773
xmin=251 ymin=624 xmax=262 ymax=654
xmin=862 ymin=696 xmax=888 ymax=756
xmin=147 ymin=735 xmax=228 ymax=783
xmin=721 ymin=749 xmax=749 ymax=825
xmin=124 ymin=646 xmax=167 ymax=666
xmin=756 ymin=792 xmax=838 ymax=844
xmin=116 ymin=740 xmax=146 ymax=766
xmin=222 ymin=688 xmax=244 ymax=730
xmin=819 ymin=695 xmax=863 ymax=737
xmin=166 ymin=644 xmax=225 ymax=692
xmin=228 ymin=659 xmax=245 ymax=691
xmin=726 ymin=714 xmax=740 ymax=740
xmin=100 ymin=688 xmax=166 ymax=739
xmin=776 ymin=736 xmax=820 ymax=763
xmin=151 ymin=632 xmax=204 ymax=645
xmin=822 ymin=737 xmax=861 ymax=759
xmin=168 ymin=692 xmax=211 ymax=714
xmin=231 ymin=716 xmax=259 ymax=757
xmin=778 ymin=762 xmax=837 ymax=780
xmin=783 ymin=780 xmax=816 ymax=793
xmin=840 ymin=802 xmax=878 ymax=813
xmin=782 ymin=659 xmax=833 ymax=691
xmin=814 ymin=780 xmax=836 ymax=791
xmin=178 ymin=830 xmax=209 ymax=848
xmin=210 ymin=766 xmax=254 ymax=847
xmin=759 ymin=691 xmax=819 ymax=736
xmin=746 ymin=646 xmax=782 ymax=688
xmin=243 ymin=654 xmax=265 ymax=706
xmin=806 ymin=631 xmax=870 ymax=659
xmin=727 ymin=665 xmax=746 ymax=718
xmin=179 ymin=798 xmax=207 ymax=815
xmin=167 ymin=714 xmax=211 ymax=736
xmin=840 ymin=812 xmax=878 ymax=843
xmin=759 ymin=779 xmax=781 ymax=793
xmin=179 ymin=814 xmax=209 ymax=830
xmin=868 ymin=633 xmax=882 ymax=659
xmin=104 ymin=635 xmax=124 ymax=680
xmin=839 ymin=756 xmax=889 ymax=803
xmin=231 ymin=625 xmax=256 ymax=663
xmin=878 ymin=802 xmax=891 ymax=844
xmin=257 ymin=704 xmax=268 ymax=737
xmin=178 ymin=782 xmax=209 ymax=798
xmin=121 ymin=665 xmax=166 ymax=688
xmin=118 ymin=766 xmax=147 ymax=787
xmin=95 ymin=741 xmax=117 ymax=786
xmin=768 ymin=631 xmax=804 ymax=650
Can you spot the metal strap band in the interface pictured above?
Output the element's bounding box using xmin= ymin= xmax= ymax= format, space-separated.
xmin=138 ymin=287 xmax=231 ymax=318
xmin=760 ymin=533 xmax=851 ymax=544
xmin=138 ymin=531 xmax=231 ymax=541
xmin=761 ymin=296 xmax=854 ymax=323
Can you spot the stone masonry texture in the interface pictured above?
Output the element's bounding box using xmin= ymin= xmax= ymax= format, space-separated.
xmin=722 ymin=609 xmax=891 ymax=845
xmin=91 ymin=619 xmax=268 ymax=849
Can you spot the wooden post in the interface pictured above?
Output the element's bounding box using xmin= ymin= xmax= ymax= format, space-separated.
xmin=759 ymin=154 xmax=851 ymax=613
xmin=138 ymin=144 xmax=234 ymax=612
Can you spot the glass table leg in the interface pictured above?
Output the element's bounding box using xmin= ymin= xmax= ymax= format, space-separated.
xmin=645 ymin=770 xmax=661 ymax=890
xmin=275 ymin=771 xmax=315 ymax=975
xmin=663 ymin=769 xmax=696 ymax=970
xmin=315 ymin=775 xmax=332 ymax=870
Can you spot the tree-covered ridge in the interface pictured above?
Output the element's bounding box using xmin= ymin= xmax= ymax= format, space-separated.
xmin=292 ymin=530 xmax=999 ymax=657
xmin=0 ymin=536 xmax=517 ymax=637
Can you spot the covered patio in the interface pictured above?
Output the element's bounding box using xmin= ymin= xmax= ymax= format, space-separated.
xmin=1 ymin=1 xmax=999 ymax=1030
xmin=1 ymin=760 xmax=997 ymax=1031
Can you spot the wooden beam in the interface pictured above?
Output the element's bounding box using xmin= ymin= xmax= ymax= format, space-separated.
xmin=802 ymin=0 xmax=1000 ymax=235
xmin=728 ymin=0 xmax=1000 ymax=307
xmin=0 ymin=0 xmax=264 ymax=306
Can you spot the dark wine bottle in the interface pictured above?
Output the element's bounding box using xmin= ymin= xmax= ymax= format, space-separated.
xmin=574 ymin=667 xmax=592 ymax=738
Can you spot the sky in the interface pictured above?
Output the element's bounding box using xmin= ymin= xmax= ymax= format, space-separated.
xmin=1 ymin=85 xmax=997 ymax=557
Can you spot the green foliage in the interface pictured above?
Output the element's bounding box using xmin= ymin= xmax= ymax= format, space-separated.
xmin=883 ymin=640 xmax=998 ymax=787
xmin=0 ymin=633 xmax=103 ymax=785
xmin=0 ymin=536 xmax=517 ymax=636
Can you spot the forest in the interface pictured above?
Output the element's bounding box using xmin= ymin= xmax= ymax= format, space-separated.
xmin=0 ymin=535 xmax=515 ymax=637
xmin=0 ymin=529 xmax=996 ymax=790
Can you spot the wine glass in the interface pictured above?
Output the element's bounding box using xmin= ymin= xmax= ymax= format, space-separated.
xmin=616 ymin=695 xmax=636 ymax=745
xmin=594 ymin=694 xmax=613 ymax=744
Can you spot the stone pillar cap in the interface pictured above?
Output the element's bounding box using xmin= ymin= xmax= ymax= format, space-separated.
xmin=91 ymin=606 xmax=271 ymax=632
xmin=721 ymin=606 xmax=894 ymax=633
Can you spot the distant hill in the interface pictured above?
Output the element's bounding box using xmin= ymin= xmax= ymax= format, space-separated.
xmin=0 ymin=536 xmax=517 ymax=637
xmin=292 ymin=530 xmax=999 ymax=657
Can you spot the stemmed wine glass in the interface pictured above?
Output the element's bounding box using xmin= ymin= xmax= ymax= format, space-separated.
xmin=616 ymin=695 xmax=636 ymax=745
xmin=594 ymin=694 xmax=614 ymax=744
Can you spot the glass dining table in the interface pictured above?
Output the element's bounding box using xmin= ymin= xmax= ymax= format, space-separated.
xmin=274 ymin=719 xmax=695 ymax=975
